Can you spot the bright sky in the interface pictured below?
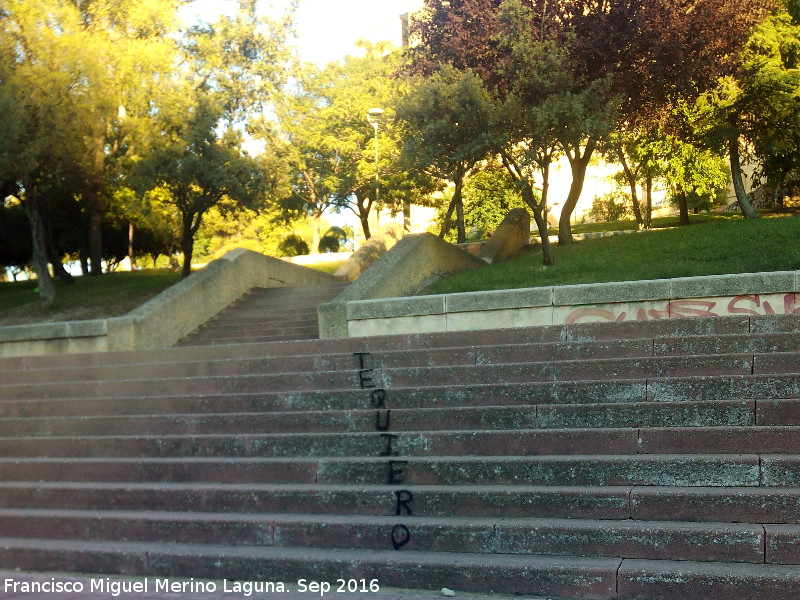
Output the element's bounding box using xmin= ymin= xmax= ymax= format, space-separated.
xmin=182 ymin=0 xmax=424 ymax=66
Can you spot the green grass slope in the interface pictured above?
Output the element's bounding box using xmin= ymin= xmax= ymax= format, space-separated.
xmin=427 ymin=214 xmax=800 ymax=295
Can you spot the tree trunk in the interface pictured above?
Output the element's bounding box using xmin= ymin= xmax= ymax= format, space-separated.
xmin=87 ymin=200 xmax=103 ymax=275
xmin=22 ymin=192 xmax=55 ymax=303
xmin=729 ymin=135 xmax=756 ymax=219
xmin=355 ymin=194 xmax=373 ymax=240
xmin=86 ymin=130 xmax=107 ymax=275
xmin=678 ymin=191 xmax=690 ymax=225
xmin=180 ymin=215 xmax=195 ymax=279
xmin=616 ymin=144 xmax=643 ymax=228
xmin=310 ymin=210 xmax=322 ymax=254
xmin=645 ymin=173 xmax=653 ymax=229
xmin=45 ymin=214 xmax=74 ymax=284
xmin=558 ymin=138 xmax=597 ymax=245
xmin=128 ymin=222 xmax=137 ymax=270
xmin=453 ymin=170 xmax=466 ymax=244
xmin=499 ymin=151 xmax=553 ymax=266
xmin=520 ymin=183 xmax=553 ymax=266
xmin=439 ymin=195 xmax=457 ymax=239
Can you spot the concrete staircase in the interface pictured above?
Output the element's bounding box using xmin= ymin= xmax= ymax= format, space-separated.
xmin=178 ymin=282 xmax=349 ymax=346
xmin=0 ymin=314 xmax=798 ymax=599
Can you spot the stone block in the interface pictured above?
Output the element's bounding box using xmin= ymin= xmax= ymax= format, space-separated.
xmin=478 ymin=207 xmax=531 ymax=264
xmin=346 ymin=295 xmax=446 ymax=320
xmin=65 ymin=320 xmax=107 ymax=338
xmin=670 ymin=271 xmax=795 ymax=299
xmin=765 ymin=525 xmax=800 ymax=564
xmin=446 ymin=307 xmax=553 ymax=331
xmin=347 ymin=314 xmax=447 ymax=338
xmin=618 ymin=559 xmax=800 ymax=600
xmin=317 ymin=302 xmax=348 ymax=340
xmin=0 ymin=322 xmax=68 ymax=343
xmin=667 ymin=292 xmax=790 ymax=319
xmin=554 ymin=279 xmax=672 ymax=306
xmin=445 ymin=286 xmax=552 ymax=313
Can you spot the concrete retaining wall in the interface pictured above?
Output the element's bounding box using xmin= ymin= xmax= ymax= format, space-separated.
xmin=0 ymin=249 xmax=339 ymax=358
xmin=319 ymin=233 xmax=485 ymax=339
xmin=337 ymin=271 xmax=800 ymax=338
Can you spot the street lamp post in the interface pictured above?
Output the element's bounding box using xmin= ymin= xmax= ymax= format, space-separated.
xmin=367 ymin=108 xmax=384 ymax=229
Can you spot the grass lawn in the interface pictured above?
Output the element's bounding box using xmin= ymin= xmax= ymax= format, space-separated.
xmin=427 ymin=213 xmax=800 ymax=295
xmin=0 ymin=270 xmax=181 ymax=326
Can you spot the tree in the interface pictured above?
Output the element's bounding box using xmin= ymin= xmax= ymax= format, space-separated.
xmin=410 ymin=0 xmax=776 ymax=240
xmin=436 ymin=162 xmax=530 ymax=241
xmin=264 ymin=67 xmax=344 ymax=253
xmin=0 ymin=5 xmax=88 ymax=301
xmin=658 ymin=137 xmax=730 ymax=225
xmin=706 ymin=1 xmax=800 ymax=212
xmin=138 ymin=94 xmax=268 ymax=278
xmin=60 ymin=0 xmax=181 ymax=275
xmin=589 ymin=191 xmax=634 ymax=223
xmin=0 ymin=0 xmax=184 ymax=294
xmin=398 ymin=65 xmax=493 ymax=243
xmin=323 ymin=44 xmax=416 ymax=239
xmin=264 ymin=44 xmax=433 ymax=244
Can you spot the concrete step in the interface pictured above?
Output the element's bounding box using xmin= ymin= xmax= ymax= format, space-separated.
xmin=0 ymin=509 xmax=787 ymax=565
xmin=0 ymin=538 xmax=798 ymax=600
xmin=0 ymin=352 xmax=777 ymax=401
xmin=0 ymin=316 xmax=749 ymax=373
xmin=181 ymin=330 xmax=320 ymax=346
xmin=2 ymin=334 xmax=797 ymax=389
xmin=197 ymin=313 xmax=321 ymax=330
xmin=2 ymin=375 xmax=799 ymax=420
xmin=0 ymin=311 xmax=797 ymax=600
xmin=1 ymin=482 xmax=797 ymax=523
xmin=0 ymin=539 xmax=624 ymax=599
xmin=0 ymin=400 xmax=758 ymax=436
xmin=0 ymin=454 xmax=784 ymax=487
xmin=617 ymin=558 xmax=800 ymax=600
xmin=3 ymin=314 xmax=795 ymax=375
xmin=0 ymin=336 xmax=733 ymax=385
xmin=0 ymin=427 xmax=798 ymax=459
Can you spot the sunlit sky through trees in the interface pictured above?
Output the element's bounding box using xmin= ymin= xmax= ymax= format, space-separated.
xmin=181 ymin=0 xmax=423 ymax=66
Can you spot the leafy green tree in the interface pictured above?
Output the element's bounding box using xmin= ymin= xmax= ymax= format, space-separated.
xmin=588 ymin=191 xmax=634 ymax=224
xmin=398 ymin=65 xmax=493 ymax=243
xmin=138 ymin=95 xmax=268 ymax=278
xmin=411 ymin=0 xmax=775 ymax=241
xmin=436 ymin=163 xmax=529 ymax=242
xmin=263 ymin=44 xmax=433 ymax=244
xmin=277 ymin=235 xmax=310 ymax=257
xmin=721 ymin=2 xmax=800 ymax=210
xmin=658 ymin=137 xmax=730 ymax=225
xmin=263 ymin=68 xmax=343 ymax=253
xmin=0 ymin=0 xmax=184 ymax=296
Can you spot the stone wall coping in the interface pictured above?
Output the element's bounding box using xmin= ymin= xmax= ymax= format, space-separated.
xmin=0 ymin=248 xmax=339 ymax=356
xmin=343 ymin=269 xmax=800 ymax=322
xmin=0 ymin=319 xmax=107 ymax=343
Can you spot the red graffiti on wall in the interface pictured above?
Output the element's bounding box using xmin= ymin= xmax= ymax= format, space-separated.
xmin=563 ymin=293 xmax=800 ymax=324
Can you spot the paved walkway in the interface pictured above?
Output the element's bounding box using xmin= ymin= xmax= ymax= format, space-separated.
xmin=0 ymin=573 xmax=549 ymax=600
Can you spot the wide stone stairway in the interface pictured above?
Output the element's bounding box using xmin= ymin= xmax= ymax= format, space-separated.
xmin=0 ymin=313 xmax=798 ymax=599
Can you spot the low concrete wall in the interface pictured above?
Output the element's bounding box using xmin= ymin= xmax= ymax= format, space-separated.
xmin=319 ymin=233 xmax=485 ymax=339
xmin=336 ymin=270 xmax=800 ymax=338
xmin=0 ymin=248 xmax=339 ymax=357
